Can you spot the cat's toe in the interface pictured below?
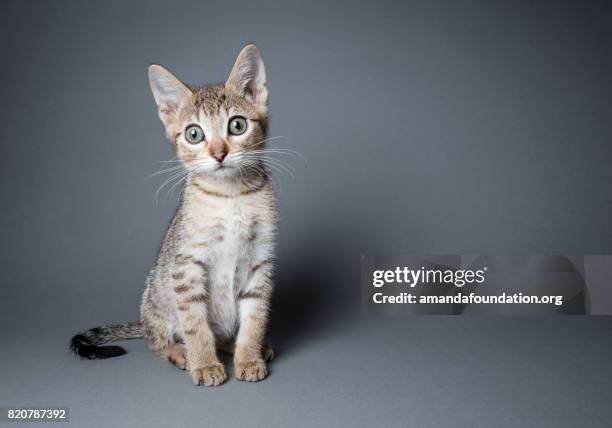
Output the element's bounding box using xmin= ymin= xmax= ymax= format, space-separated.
xmin=191 ymin=363 xmax=227 ymax=386
xmin=235 ymin=360 xmax=268 ymax=382
xmin=165 ymin=345 xmax=188 ymax=370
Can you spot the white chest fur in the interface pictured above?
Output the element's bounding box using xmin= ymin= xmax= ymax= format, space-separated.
xmin=181 ymin=193 xmax=269 ymax=338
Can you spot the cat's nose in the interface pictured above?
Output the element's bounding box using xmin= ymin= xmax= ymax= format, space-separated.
xmin=208 ymin=139 xmax=229 ymax=163
xmin=211 ymin=150 xmax=227 ymax=163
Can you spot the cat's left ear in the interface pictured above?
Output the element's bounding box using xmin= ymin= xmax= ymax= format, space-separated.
xmin=225 ymin=44 xmax=268 ymax=112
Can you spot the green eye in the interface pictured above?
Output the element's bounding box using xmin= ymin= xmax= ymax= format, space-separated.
xmin=228 ymin=116 xmax=247 ymax=136
xmin=185 ymin=125 xmax=205 ymax=144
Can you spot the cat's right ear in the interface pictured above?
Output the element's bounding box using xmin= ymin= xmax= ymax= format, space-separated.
xmin=148 ymin=64 xmax=192 ymax=128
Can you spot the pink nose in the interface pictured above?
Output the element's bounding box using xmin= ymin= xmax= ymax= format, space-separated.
xmin=211 ymin=151 xmax=227 ymax=163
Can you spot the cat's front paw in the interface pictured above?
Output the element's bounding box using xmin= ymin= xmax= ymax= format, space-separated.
xmin=234 ymin=360 xmax=268 ymax=382
xmin=191 ymin=363 xmax=227 ymax=386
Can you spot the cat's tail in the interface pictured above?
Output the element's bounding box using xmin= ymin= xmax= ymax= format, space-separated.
xmin=69 ymin=321 xmax=143 ymax=359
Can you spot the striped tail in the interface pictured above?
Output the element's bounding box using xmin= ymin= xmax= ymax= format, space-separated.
xmin=70 ymin=321 xmax=142 ymax=359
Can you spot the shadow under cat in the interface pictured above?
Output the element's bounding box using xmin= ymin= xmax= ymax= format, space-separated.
xmin=268 ymin=225 xmax=363 ymax=360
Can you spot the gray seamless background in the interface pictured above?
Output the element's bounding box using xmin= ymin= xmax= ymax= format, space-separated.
xmin=1 ymin=1 xmax=611 ymax=427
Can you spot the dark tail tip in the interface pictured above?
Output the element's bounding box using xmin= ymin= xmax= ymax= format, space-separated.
xmin=69 ymin=334 xmax=127 ymax=359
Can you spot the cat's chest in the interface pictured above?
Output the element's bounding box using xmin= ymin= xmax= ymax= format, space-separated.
xmin=187 ymin=200 xmax=257 ymax=261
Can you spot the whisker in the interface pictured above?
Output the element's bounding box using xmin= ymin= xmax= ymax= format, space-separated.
xmin=150 ymin=136 xmax=300 ymax=201
xmin=251 ymin=135 xmax=286 ymax=148
xmin=168 ymin=168 xmax=194 ymax=199
xmin=154 ymin=167 xmax=191 ymax=203
xmin=259 ymin=158 xmax=295 ymax=179
xmin=255 ymin=160 xmax=289 ymax=180
xmin=146 ymin=164 xmax=185 ymax=179
xmin=241 ymin=155 xmax=297 ymax=178
xmin=242 ymin=161 xmax=282 ymax=194
xmin=246 ymin=148 xmax=307 ymax=164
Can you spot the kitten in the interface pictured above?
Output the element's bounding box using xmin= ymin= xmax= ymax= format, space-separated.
xmin=70 ymin=44 xmax=276 ymax=386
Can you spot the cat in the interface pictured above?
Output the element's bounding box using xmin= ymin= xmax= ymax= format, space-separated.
xmin=70 ymin=44 xmax=276 ymax=386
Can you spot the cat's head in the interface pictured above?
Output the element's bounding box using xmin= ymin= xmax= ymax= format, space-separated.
xmin=148 ymin=44 xmax=268 ymax=180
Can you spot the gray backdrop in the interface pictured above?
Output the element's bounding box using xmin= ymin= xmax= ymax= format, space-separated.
xmin=1 ymin=1 xmax=611 ymax=427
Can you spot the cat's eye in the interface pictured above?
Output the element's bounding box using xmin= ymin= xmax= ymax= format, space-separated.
xmin=184 ymin=125 xmax=205 ymax=144
xmin=228 ymin=116 xmax=247 ymax=136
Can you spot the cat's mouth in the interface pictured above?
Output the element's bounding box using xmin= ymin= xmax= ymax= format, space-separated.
xmin=210 ymin=163 xmax=237 ymax=176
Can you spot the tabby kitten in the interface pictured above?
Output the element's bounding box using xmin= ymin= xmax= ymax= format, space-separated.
xmin=70 ymin=44 xmax=276 ymax=386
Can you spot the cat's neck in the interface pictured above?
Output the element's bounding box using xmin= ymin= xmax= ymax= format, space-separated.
xmin=186 ymin=170 xmax=268 ymax=198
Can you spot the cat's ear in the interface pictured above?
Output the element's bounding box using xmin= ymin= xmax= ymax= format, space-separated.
xmin=225 ymin=44 xmax=268 ymax=111
xmin=148 ymin=64 xmax=192 ymax=128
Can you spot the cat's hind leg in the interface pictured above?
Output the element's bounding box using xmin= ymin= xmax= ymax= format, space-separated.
xmin=141 ymin=300 xmax=188 ymax=370
xmin=262 ymin=342 xmax=275 ymax=362
xmin=144 ymin=327 xmax=188 ymax=370
xmin=162 ymin=343 xmax=188 ymax=370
